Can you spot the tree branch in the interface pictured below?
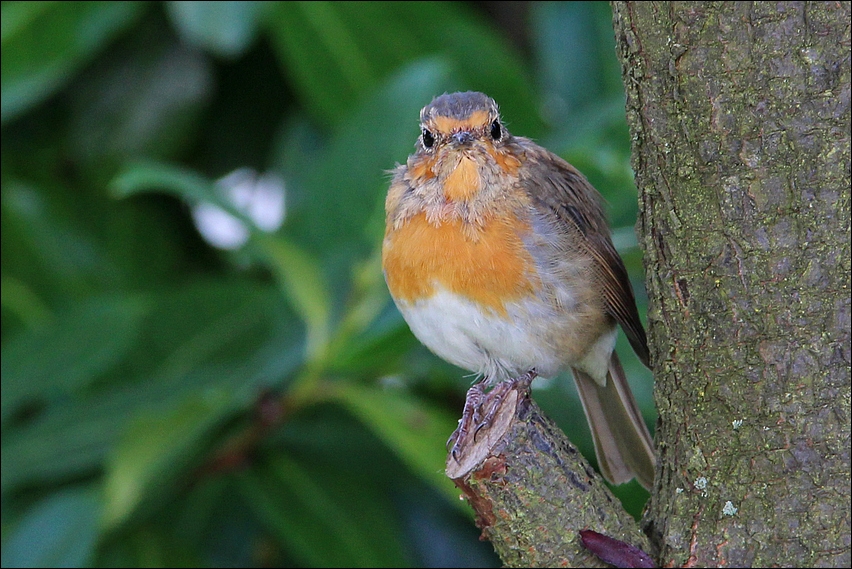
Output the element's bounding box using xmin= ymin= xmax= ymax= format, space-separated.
xmin=446 ymin=382 xmax=653 ymax=567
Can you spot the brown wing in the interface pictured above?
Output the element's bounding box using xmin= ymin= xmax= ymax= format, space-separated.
xmin=520 ymin=143 xmax=650 ymax=368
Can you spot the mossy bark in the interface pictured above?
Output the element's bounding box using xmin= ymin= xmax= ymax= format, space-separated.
xmin=611 ymin=2 xmax=851 ymax=567
xmin=446 ymin=383 xmax=650 ymax=567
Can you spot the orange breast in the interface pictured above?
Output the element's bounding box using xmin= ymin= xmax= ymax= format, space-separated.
xmin=383 ymin=212 xmax=540 ymax=316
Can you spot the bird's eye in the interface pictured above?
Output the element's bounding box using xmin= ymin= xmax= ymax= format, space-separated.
xmin=490 ymin=119 xmax=502 ymax=141
xmin=422 ymin=128 xmax=435 ymax=148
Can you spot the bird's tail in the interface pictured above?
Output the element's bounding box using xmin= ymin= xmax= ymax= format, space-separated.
xmin=572 ymin=352 xmax=655 ymax=489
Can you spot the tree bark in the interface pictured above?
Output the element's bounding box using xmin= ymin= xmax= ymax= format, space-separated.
xmin=611 ymin=2 xmax=851 ymax=567
xmin=446 ymin=381 xmax=651 ymax=567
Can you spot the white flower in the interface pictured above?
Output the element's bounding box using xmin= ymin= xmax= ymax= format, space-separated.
xmin=192 ymin=168 xmax=286 ymax=250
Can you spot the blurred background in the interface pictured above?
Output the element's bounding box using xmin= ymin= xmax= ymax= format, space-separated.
xmin=1 ymin=2 xmax=655 ymax=566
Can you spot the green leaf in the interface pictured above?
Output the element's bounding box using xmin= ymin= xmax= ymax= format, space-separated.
xmin=94 ymin=524 xmax=202 ymax=568
xmin=329 ymin=382 xmax=461 ymax=505
xmin=1 ymin=275 xmax=53 ymax=329
xmin=433 ymin=14 xmax=544 ymax=137
xmin=281 ymin=58 xmax=455 ymax=257
xmin=1 ymin=283 xmax=303 ymax=498
xmin=112 ymin=163 xmax=332 ymax=353
xmin=65 ymin=30 xmax=213 ymax=164
xmin=0 ymin=172 xmax=210 ymax=309
xmin=239 ymin=453 xmax=408 ymax=567
xmin=265 ymin=2 xmax=540 ymax=133
xmin=1 ymin=1 xmax=144 ymax=123
xmin=110 ymin=161 xmax=237 ymax=215
xmin=110 ymin=160 xmax=259 ymax=244
xmin=267 ymin=1 xmax=398 ymax=126
xmin=1 ymin=178 xmax=125 ymax=302
xmin=0 ymin=330 xmax=303 ymax=496
xmin=2 ymin=387 xmax=141 ymax=496
xmin=0 ymin=485 xmax=101 ymax=568
xmin=165 ymin=1 xmax=268 ymax=58
xmin=329 ymin=311 xmax=416 ymax=375
xmin=1 ymin=295 xmax=150 ymax=425
xmin=253 ymin=236 xmax=331 ymax=360
xmin=102 ymin=388 xmax=234 ymax=528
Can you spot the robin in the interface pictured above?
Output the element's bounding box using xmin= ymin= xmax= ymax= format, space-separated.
xmin=382 ymin=91 xmax=655 ymax=489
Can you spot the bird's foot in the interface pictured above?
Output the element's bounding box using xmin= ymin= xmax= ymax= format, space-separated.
xmin=447 ymin=370 xmax=537 ymax=462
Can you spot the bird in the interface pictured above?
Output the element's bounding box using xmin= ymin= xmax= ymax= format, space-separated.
xmin=381 ymin=91 xmax=655 ymax=489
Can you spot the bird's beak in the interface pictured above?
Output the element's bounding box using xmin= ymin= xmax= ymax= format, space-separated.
xmin=451 ymin=131 xmax=474 ymax=145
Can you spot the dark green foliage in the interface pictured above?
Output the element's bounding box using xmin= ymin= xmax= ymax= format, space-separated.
xmin=1 ymin=2 xmax=652 ymax=566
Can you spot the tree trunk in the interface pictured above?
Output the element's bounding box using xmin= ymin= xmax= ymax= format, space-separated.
xmin=611 ymin=2 xmax=851 ymax=567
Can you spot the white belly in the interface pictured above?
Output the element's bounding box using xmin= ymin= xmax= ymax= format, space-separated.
xmin=395 ymin=286 xmax=618 ymax=384
xmin=395 ymin=288 xmax=567 ymax=382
